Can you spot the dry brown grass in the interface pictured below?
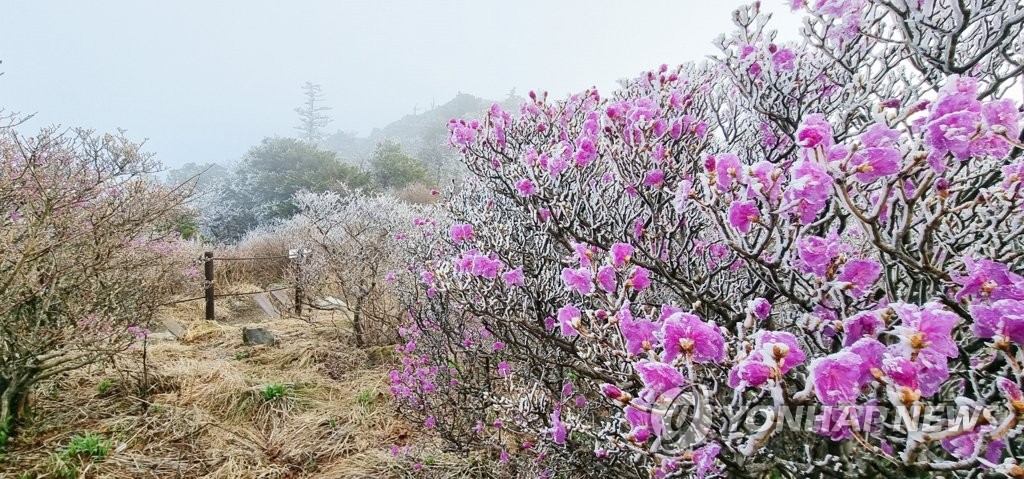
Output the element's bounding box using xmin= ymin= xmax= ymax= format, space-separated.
xmin=0 ymin=300 xmax=480 ymax=478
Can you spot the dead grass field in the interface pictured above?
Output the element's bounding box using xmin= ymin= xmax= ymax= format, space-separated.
xmin=0 ymin=292 xmax=486 ymax=478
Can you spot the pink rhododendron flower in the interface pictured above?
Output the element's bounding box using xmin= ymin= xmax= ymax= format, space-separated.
xmin=643 ymin=169 xmax=665 ymax=187
xmin=842 ymin=310 xmax=886 ymax=346
xmin=558 ymin=304 xmax=581 ymax=337
xmin=891 ymin=302 xmax=959 ymax=359
xmin=561 ymin=267 xmax=594 ymax=295
xmin=620 ymin=309 xmax=660 ymax=355
xmin=634 ymin=360 xmax=686 ymax=397
xmin=624 ymin=405 xmax=652 ymax=442
xmin=796 ymin=113 xmax=834 ymax=149
xmin=713 ymin=153 xmax=745 ymax=191
xmin=501 ymin=267 xmax=525 ymax=287
xmin=970 ymin=299 xmax=1024 ymax=345
xmin=450 ymin=223 xmax=474 ymax=244
xmin=596 ymin=265 xmax=617 ymax=292
xmin=753 ymin=330 xmax=806 ymax=373
xmin=837 ymin=258 xmax=882 ymax=297
xmin=954 ymin=257 xmax=1024 ymax=302
xmin=610 ymin=243 xmax=634 ymax=267
xmin=728 ymin=200 xmax=760 ymax=233
xmin=550 ymin=409 xmax=567 ymax=445
xmin=691 ymin=441 xmax=721 ymax=478
xmin=661 ymin=312 xmax=725 ymax=363
xmin=626 ymin=267 xmax=649 ymax=291
xmin=810 ymin=350 xmax=863 ymax=405
xmin=771 ymin=48 xmax=796 ymax=71
xmin=796 ymin=230 xmax=841 ymax=277
xmin=850 ymin=124 xmax=902 ymax=183
xmin=515 ymin=178 xmax=536 ymax=196
xmin=748 ymin=297 xmax=772 ymax=320
xmin=941 ymin=426 xmax=1005 ymax=464
xmin=728 ymin=353 xmax=772 ymax=389
xmin=786 ymin=160 xmax=833 ymax=223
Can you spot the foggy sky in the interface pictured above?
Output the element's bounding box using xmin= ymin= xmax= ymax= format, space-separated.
xmin=0 ymin=1 xmax=802 ymax=167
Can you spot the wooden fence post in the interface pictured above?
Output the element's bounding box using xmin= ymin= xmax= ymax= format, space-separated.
xmin=293 ymin=250 xmax=304 ymax=317
xmin=204 ymin=251 xmax=215 ymax=320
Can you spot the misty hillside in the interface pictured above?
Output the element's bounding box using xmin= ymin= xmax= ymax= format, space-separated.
xmin=322 ymin=91 xmax=524 ymax=168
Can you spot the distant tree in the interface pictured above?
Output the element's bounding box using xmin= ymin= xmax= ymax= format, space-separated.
xmin=164 ymin=162 xmax=229 ymax=192
xmin=294 ymin=82 xmax=332 ymax=143
xmin=370 ymin=139 xmax=430 ymax=190
xmin=205 ymin=137 xmax=368 ymax=242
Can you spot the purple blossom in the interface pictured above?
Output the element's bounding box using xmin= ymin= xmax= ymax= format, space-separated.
xmin=728 ymin=353 xmax=772 ymax=389
xmin=600 ymin=383 xmax=629 ymax=401
xmin=630 ymin=267 xmax=652 ymax=291
xmin=925 ymin=76 xmax=981 ymax=165
xmin=713 ymin=153 xmax=746 ymax=191
xmin=558 ymin=304 xmax=581 ymax=337
xmin=497 ymin=361 xmax=511 ymax=377
xmin=728 ymin=200 xmax=760 ymax=233
xmin=596 ymin=266 xmax=617 ymax=293
xmin=643 ymin=169 xmax=665 ymax=187
xmin=786 ymin=160 xmax=833 ymax=223
xmin=842 ymin=310 xmax=886 ymax=346
xmin=634 ymin=360 xmax=686 ymax=397
xmin=624 ymin=405 xmax=652 ymax=442
xmin=941 ymin=426 xmax=1005 ymax=464
xmin=748 ymin=297 xmax=772 ymax=320
xmin=810 ymin=351 xmax=863 ymax=405
xmin=692 ymin=441 xmax=721 ymax=479
xmin=610 ymin=243 xmax=634 ymax=267
xmin=796 ymin=113 xmax=834 ymax=149
xmin=661 ymin=312 xmax=725 ymax=363
xmin=550 ymin=409 xmax=567 ymax=445
xmin=796 ymin=230 xmax=841 ymax=277
xmin=515 ymin=178 xmax=536 ymax=196
xmin=771 ymin=48 xmax=796 ymax=71
xmin=501 ymin=267 xmax=525 ymax=288
xmin=561 ymin=267 xmax=594 ymax=295
xmin=891 ymin=302 xmax=959 ymax=359
xmin=970 ymin=299 xmax=1024 ymax=345
xmin=620 ymin=310 xmax=659 ymax=355
xmin=450 ymin=223 xmax=474 ymax=244
xmin=848 ymin=337 xmax=885 ymax=386
xmin=953 ymin=257 xmax=1024 ymax=302
xmin=753 ymin=330 xmax=806 ymax=374
xmin=837 ymin=258 xmax=882 ymax=297
xmin=850 ymin=126 xmax=901 ymax=183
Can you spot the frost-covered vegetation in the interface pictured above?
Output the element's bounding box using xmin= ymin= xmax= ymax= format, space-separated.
xmin=3 ymin=1 xmax=1024 ymax=478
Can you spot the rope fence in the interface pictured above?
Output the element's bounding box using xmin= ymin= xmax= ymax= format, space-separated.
xmin=160 ymin=251 xmax=303 ymax=320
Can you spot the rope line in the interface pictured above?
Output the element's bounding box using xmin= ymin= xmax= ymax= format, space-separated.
xmin=160 ymin=287 xmax=292 ymax=306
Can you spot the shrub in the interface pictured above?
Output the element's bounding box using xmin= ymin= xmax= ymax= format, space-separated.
xmin=389 ymin=2 xmax=1024 ymax=477
xmin=0 ymin=127 xmax=192 ymax=433
xmin=282 ymin=190 xmax=429 ymax=346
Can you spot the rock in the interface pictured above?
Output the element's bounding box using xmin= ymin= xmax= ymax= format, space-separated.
xmin=242 ymin=327 xmax=276 ymax=346
xmin=162 ymin=318 xmax=187 ymax=338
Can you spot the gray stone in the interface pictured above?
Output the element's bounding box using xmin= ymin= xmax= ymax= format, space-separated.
xmin=162 ymin=318 xmax=187 ymax=338
xmin=242 ymin=327 xmax=276 ymax=346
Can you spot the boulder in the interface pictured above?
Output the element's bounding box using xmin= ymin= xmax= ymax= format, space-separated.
xmin=242 ymin=327 xmax=276 ymax=346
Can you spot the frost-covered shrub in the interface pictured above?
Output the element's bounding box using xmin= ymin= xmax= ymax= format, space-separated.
xmin=284 ymin=191 xmax=430 ymax=346
xmin=0 ymin=127 xmax=192 ymax=431
xmin=389 ymin=2 xmax=1024 ymax=477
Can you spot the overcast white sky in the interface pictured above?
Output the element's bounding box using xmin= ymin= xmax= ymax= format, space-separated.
xmin=0 ymin=1 xmax=802 ymax=167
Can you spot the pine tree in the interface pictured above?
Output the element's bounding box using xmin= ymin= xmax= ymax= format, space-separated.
xmin=294 ymin=82 xmax=332 ymax=143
